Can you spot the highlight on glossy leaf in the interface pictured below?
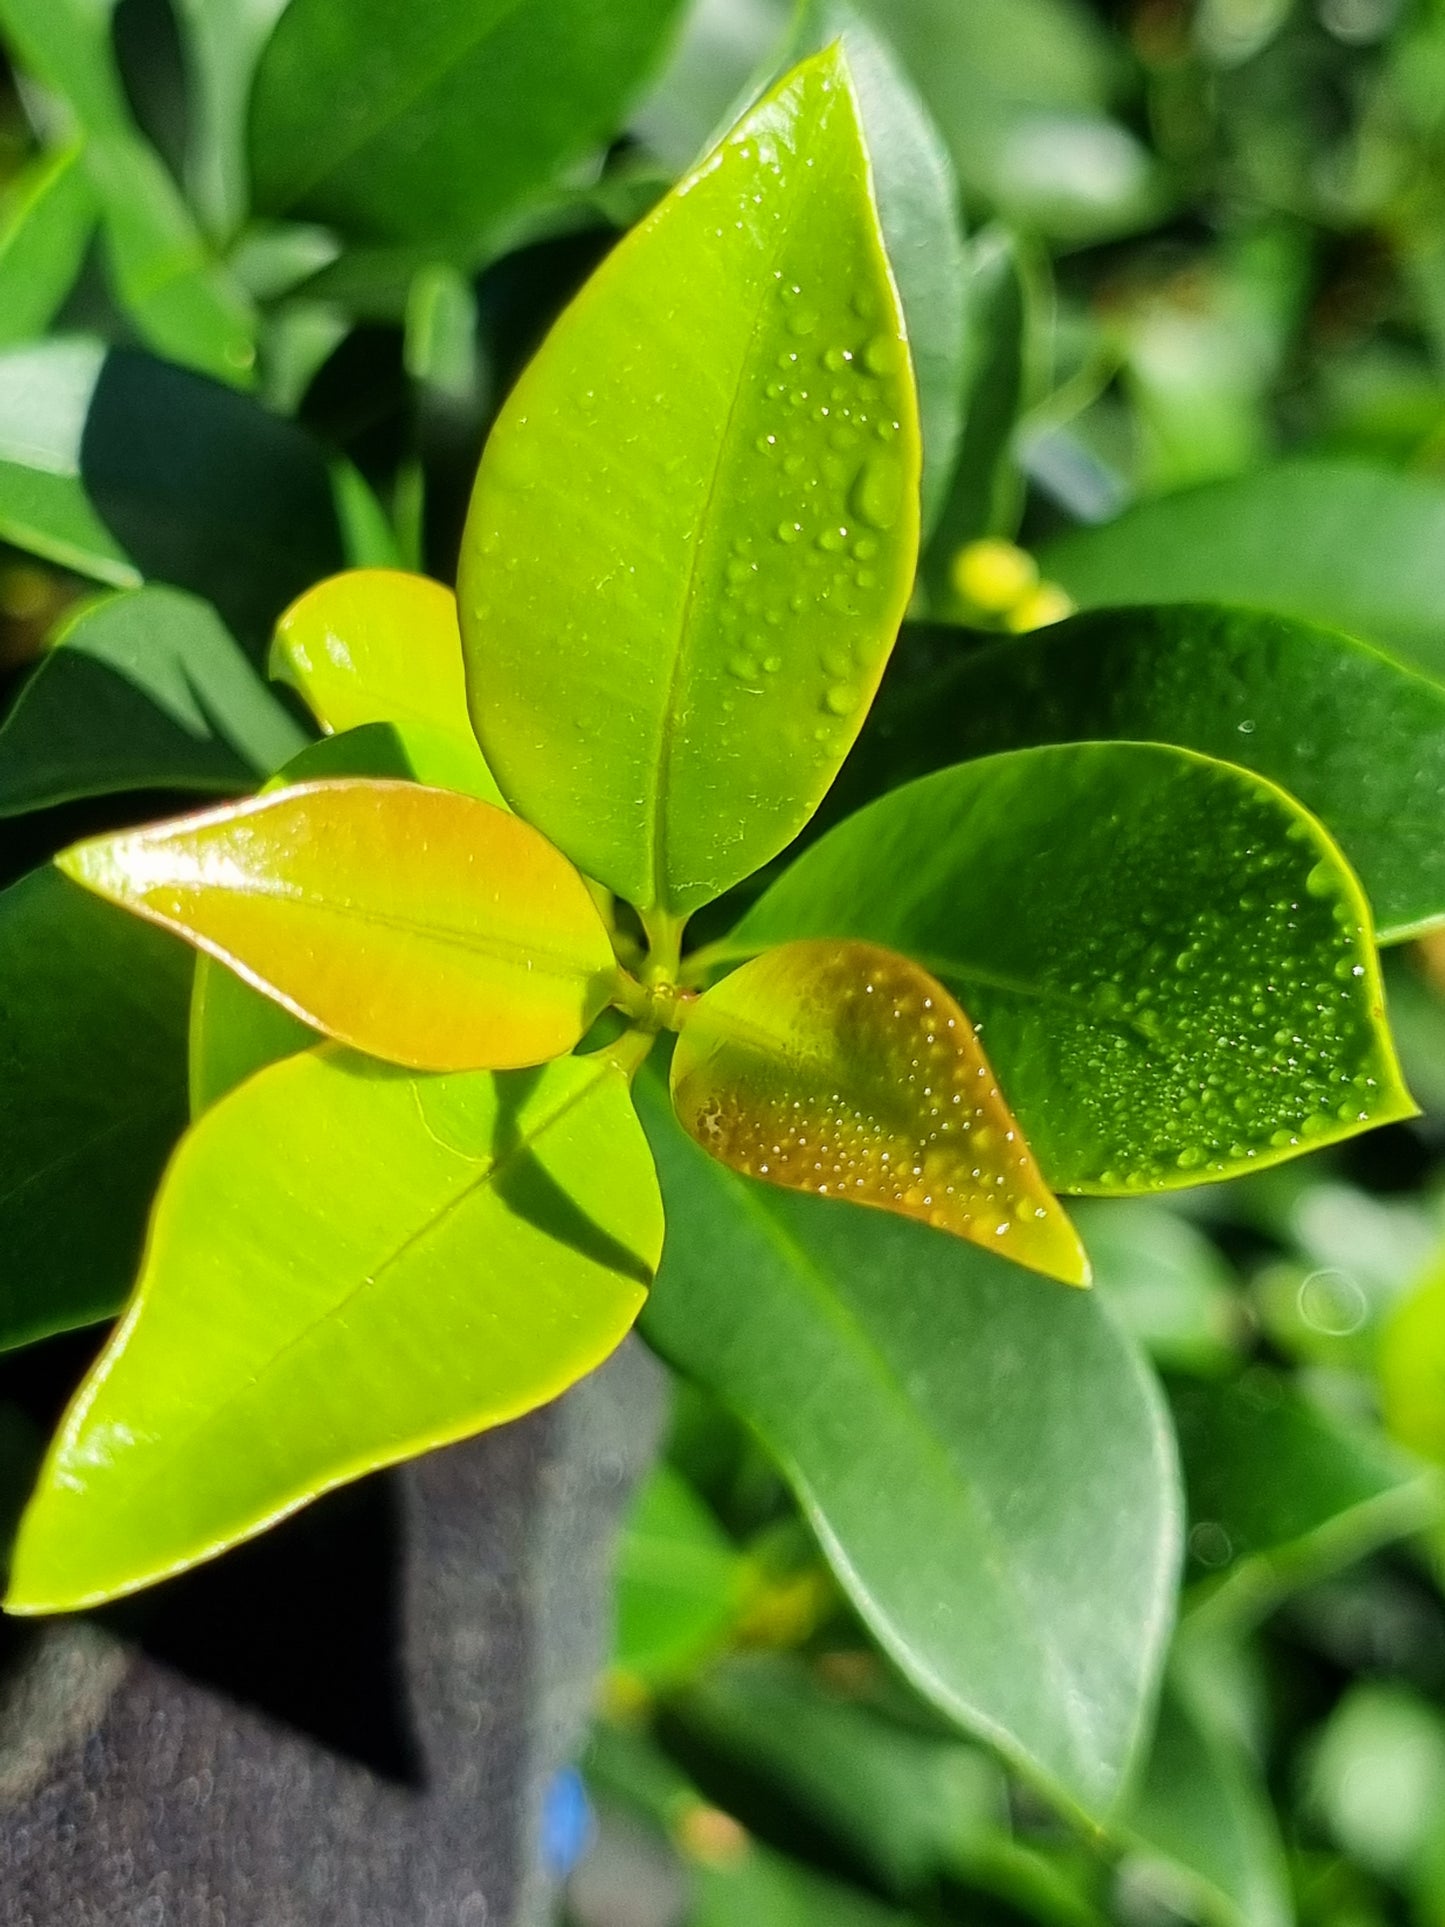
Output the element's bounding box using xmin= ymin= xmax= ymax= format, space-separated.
xmin=7 ymin=1047 xmax=664 ymax=1613
xmin=671 ymin=940 xmax=1088 ymax=1285
xmin=55 ymin=780 xmax=620 ymax=1072
xmin=271 ymin=569 xmax=478 ymax=747
xmin=458 ymin=44 xmax=922 ymax=916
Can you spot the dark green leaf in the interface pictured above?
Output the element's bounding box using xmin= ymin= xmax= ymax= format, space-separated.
xmin=0 ymin=586 xmax=308 ymax=816
xmin=921 ymin=226 xmax=1034 ymax=609
xmin=636 ymin=1076 xmax=1181 ymax=1822
xmin=1042 ymin=460 xmax=1445 ymax=680
xmin=0 ymin=144 xmax=97 ymax=346
xmin=734 ymin=743 xmax=1414 ymax=1193
xmin=0 ymin=867 xmax=190 ymax=1353
xmin=0 ymin=340 xmax=345 ymax=646
xmin=1173 ymin=1371 xmax=1438 ymax=1627
xmin=248 ymin=0 xmax=686 ymax=246
xmin=895 ymin=603 xmax=1445 ymax=943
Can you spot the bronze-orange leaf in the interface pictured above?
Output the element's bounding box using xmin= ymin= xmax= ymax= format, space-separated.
xmin=670 ymin=940 xmax=1089 ymax=1285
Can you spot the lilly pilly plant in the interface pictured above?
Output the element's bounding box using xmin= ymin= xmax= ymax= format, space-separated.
xmin=1 ymin=48 xmax=1420 ymax=1824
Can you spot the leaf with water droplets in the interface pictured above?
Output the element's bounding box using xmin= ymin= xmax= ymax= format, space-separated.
xmin=458 ymin=46 xmax=922 ymax=916
xmin=734 ymin=743 xmax=1416 ymax=1194
xmin=672 ymin=940 xmax=1086 ymax=1284
xmin=269 ymin=568 xmax=505 ymax=806
xmin=56 ymin=780 xmax=620 ymax=1073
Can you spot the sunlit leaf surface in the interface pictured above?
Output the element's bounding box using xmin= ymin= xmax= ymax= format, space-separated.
xmin=270 ymin=571 xmax=502 ymax=809
xmin=459 ymin=47 xmax=921 ymax=915
xmin=737 ymin=743 xmax=1415 ymax=1192
xmin=8 ymin=1047 xmax=663 ymax=1611
xmin=672 ymin=940 xmax=1086 ymax=1283
xmin=58 ymin=779 xmax=619 ymax=1071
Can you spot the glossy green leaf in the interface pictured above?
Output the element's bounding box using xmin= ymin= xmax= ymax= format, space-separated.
xmin=59 ymin=780 xmax=620 ymax=1072
xmin=7 ymin=1047 xmax=663 ymax=1611
xmin=270 ymin=569 xmax=499 ymax=791
xmin=248 ymin=0 xmax=685 ymax=245
xmin=1076 ymin=1200 xmax=1241 ymax=1376
xmin=1125 ymin=1681 xmax=1291 ymax=1927
xmin=0 ymin=867 xmax=190 ymax=1353
xmin=0 ymin=144 xmax=97 ymax=346
xmin=0 ymin=585 xmax=308 ymax=816
xmin=0 ymin=0 xmax=257 ymax=383
xmin=902 ymin=604 xmax=1445 ymax=944
xmin=636 ymin=1077 xmax=1180 ymax=1822
xmin=734 ymin=744 xmax=1415 ymax=1194
xmin=672 ymin=940 xmax=1087 ymax=1283
xmin=780 ymin=4 xmax=966 ymax=535
xmin=458 ymin=48 xmax=922 ymax=915
xmin=186 ymin=722 xmax=514 ymax=1115
xmin=0 ymin=340 xmax=346 ymax=644
xmin=1173 ymin=1371 xmax=1437 ymax=1629
xmin=1042 ymin=459 xmax=1445 ymax=681
xmin=613 ymin=1463 xmax=747 ymax=1683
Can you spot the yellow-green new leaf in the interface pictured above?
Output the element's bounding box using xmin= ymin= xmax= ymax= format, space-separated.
xmin=672 ymin=940 xmax=1087 ymax=1284
xmin=458 ymin=47 xmax=922 ymax=916
xmin=57 ymin=780 xmax=619 ymax=1071
xmin=7 ymin=1047 xmax=663 ymax=1611
xmin=270 ymin=569 xmax=503 ymax=805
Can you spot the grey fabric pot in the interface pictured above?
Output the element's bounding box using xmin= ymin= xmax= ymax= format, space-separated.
xmin=0 ymin=1342 xmax=664 ymax=1927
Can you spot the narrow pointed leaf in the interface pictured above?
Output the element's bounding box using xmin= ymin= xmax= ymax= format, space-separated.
xmin=672 ymin=940 xmax=1086 ymax=1283
xmin=734 ymin=743 xmax=1414 ymax=1193
xmin=0 ymin=868 xmax=190 ymax=1352
xmin=459 ymin=47 xmax=922 ymax=915
xmin=58 ymin=780 xmax=620 ymax=1072
xmin=0 ymin=143 xmax=97 ymax=346
xmin=0 ymin=585 xmax=308 ymax=816
xmin=270 ymin=570 xmax=496 ymax=789
xmin=7 ymin=1047 xmax=663 ymax=1611
xmin=636 ymin=1077 xmax=1181 ymax=1822
xmin=896 ymin=605 xmax=1445 ymax=944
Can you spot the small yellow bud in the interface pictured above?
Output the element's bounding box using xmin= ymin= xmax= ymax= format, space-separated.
xmin=677 ymin=1805 xmax=750 ymax=1866
xmin=950 ymin=538 xmax=1037 ymax=615
xmin=1006 ymin=583 xmax=1076 ymax=633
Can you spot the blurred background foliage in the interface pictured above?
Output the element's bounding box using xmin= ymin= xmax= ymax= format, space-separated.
xmin=4 ymin=0 xmax=1445 ymax=1923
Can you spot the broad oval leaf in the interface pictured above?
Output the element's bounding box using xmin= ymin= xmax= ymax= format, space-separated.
xmin=1042 ymin=458 xmax=1445 ymax=681
xmin=672 ymin=939 xmax=1086 ymax=1283
xmin=248 ymin=0 xmax=685 ymax=245
xmin=0 ymin=585 xmax=308 ymax=817
xmin=57 ymin=780 xmax=620 ymax=1072
xmin=0 ymin=867 xmax=190 ymax=1353
xmin=458 ymin=47 xmax=922 ymax=915
xmin=873 ymin=604 xmax=1445 ymax=944
xmin=270 ymin=569 xmax=492 ymax=763
xmin=7 ymin=1047 xmax=663 ymax=1611
xmin=733 ymin=743 xmax=1414 ymax=1192
xmin=635 ymin=1076 xmax=1181 ymax=1822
